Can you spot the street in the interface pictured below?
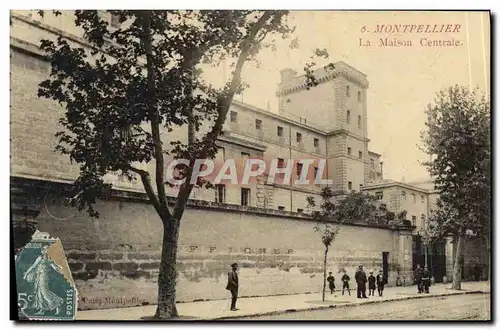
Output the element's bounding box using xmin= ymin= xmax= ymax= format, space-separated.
xmin=235 ymin=293 xmax=491 ymax=320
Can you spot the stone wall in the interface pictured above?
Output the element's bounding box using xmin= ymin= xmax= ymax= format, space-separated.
xmin=13 ymin=177 xmax=410 ymax=310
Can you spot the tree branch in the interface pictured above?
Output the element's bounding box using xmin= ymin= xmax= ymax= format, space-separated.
xmin=140 ymin=10 xmax=168 ymax=211
xmin=172 ymin=11 xmax=274 ymax=220
xmin=128 ymin=165 xmax=171 ymax=220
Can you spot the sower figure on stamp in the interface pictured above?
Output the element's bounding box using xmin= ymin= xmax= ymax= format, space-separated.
xmin=226 ymin=263 xmax=239 ymax=311
xmin=341 ymin=270 xmax=351 ymax=296
xmin=355 ymin=264 xmax=368 ymax=299
xmin=414 ymin=264 xmax=423 ymax=293
xmin=327 ymin=272 xmax=335 ymax=294
xmin=376 ymin=269 xmax=385 ymax=297
xmin=422 ymin=266 xmax=432 ymax=294
xmin=368 ymin=271 xmax=376 ymax=296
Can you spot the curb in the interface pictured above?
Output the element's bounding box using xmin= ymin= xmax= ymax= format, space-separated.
xmin=212 ymin=290 xmax=487 ymax=320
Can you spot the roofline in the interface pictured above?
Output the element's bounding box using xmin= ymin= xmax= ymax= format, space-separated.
xmin=361 ymin=180 xmax=433 ymax=194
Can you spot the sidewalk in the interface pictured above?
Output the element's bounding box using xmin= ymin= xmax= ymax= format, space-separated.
xmin=76 ymin=281 xmax=490 ymax=320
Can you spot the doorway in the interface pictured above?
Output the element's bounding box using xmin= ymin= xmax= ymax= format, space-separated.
xmin=382 ymin=251 xmax=389 ymax=282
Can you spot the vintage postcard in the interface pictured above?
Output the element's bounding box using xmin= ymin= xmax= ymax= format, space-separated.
xmin=10 ymin=10 xmax=490 ymax=321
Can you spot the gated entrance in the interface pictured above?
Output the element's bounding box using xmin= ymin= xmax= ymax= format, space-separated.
xmin=412 ymin=235 xmax=446 ymax=283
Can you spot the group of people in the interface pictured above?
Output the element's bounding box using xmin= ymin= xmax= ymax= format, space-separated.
xmin=327 ymin=265 xmax=387 ymax=299
xmin=225 ymin=262 xmax=432 ymax=311
xmin=414 ymin=264 xmax=432 ymax=294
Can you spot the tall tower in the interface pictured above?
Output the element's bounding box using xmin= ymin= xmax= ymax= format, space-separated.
xmin=276 ymin=61 xmax=370 ymax=192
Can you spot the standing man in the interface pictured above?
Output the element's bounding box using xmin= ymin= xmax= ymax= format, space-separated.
xmin=376 ymin=269 xmax=385 ymax=297
xmin=414 ymin=264 xmax=423 ymax=293
xmin=327 ymin=272 xmax=336 ymax=294
xmin=341 ymin=270 xmax=351 ymax=296
xmin=355 ymin=264 xmax=368 ymax=299
xmin=226 ymin=263 xmax=239 ymax=311
xmin=422 ymin=266 xmax=432 ymax=293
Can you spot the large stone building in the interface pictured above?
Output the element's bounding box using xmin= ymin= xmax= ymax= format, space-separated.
xmin=10 ymin=10 xmax=487 ymax=310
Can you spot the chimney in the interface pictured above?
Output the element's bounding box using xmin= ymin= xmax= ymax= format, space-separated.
xmin=380 ymin=161 xmax=384 ymax=180
xmin=266 ymin=101 xmax=271 ymax=111
xmin=279 ymin=68 xmax=297 ymax=83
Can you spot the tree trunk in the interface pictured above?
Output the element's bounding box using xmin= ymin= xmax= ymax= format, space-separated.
xmin=155 ymin=217 xmax=181 ymax=319
xmin=322 ymin=246 xmax=328 ymax=302
xmin=452 ymin=233 xmax=465 ymax=290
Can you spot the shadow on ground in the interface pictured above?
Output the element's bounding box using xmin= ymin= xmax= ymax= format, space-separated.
xmin=141 ymin=315 xmax=201 ymax=321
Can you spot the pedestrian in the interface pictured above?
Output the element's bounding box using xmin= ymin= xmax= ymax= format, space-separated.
xmin=327 ymin=272 xmax=336 ymax=294
xmin=422 ymin=266 xmax=431 ymax=293
xmin=354 ymin=264 xmax=368 ymax=299
xmin=368 ymin=271 xmax=376 ymax=296
xmin=341 ymin=270 xmax=351 ymax=296
xmin=414 ymin=264 xmax=423 ymax=293
xmin=225 ymin=263 xmax=239 ymax=311
xmin=376 ymin=269 xmax=385 ymax=297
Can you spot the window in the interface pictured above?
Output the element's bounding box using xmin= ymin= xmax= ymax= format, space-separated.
xmin=277 ymin=158 xmax=285 ymax=168
xmin=348 ymin=181 xmax=352 ymax=190
xmin=421 ymin=195 xmax=425 ymax=203
xmin=241 ymin=188 xmax=250 ymax=206
xmin=296 ymin=163 xmax=303 ymax=177
xmin=346 ymin=85 xmax=350 ymax=97
xmin=346 ymin=110 xmax=351 ymax=124
xmin=357 ymin=91 xmax=362 ymax=102
xmin=277 ymin=126 xmax=284 ymax=137
xmin=314 ymin=167 xmax=319 ymax=179
xmin=375 ymin=191 xmax=383 ymax=200
xmin=215 ymin=184 xmax=226 ymax=203
xmin=370 ymin=159 xmax=375 ymax=169
xmin=421 ymin=214 xmax=426 ymax=229
xmin=358 ymin=151 xmax=363 ymax=159
xmin=278 ymin=206 xmax=285 ymax=211
xmin=296 ymin=132 xmax=302 ymax=143
xmin=110 ymin=14 xmax=120 ymax=28
xmin=412 ymin=193 xmax=416 ymax=204
xmin=314 ymin=138 xmax=319 ymax=147
xmin=347 ymin=147 xmax=352 ymax=155
xmin=401 ymin=191 xmax=406 ymax=200
xmin=255 ymin=119 xmax=262 ymax=130
xmin=230 ymin=111 xmax=238 ymax=122
xmin=358 ymin=115 xmax=362 ymax=129
xmin=411 ymin=215 xmax=417 ymax=226
xmin=241 ymin=152 xmax=250 ymax=166
xmin=360 ymin=184 xmax=363 ymax=189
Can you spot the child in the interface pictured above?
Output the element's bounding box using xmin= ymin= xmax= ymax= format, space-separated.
xmin=341 ymin=270 xmax=351 ymax=296
xmin=327 ymin=272 xmax=335 ymax=294
xmin=368 ymin=271 xmax=376 ymax=296
xmin=376 ymin=270 xmax=385 ymax=296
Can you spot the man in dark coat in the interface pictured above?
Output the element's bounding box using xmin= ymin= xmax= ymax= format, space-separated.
xmin=354 ymin=264 xmax=368 ymax=298
xmin=422 ymin=266 xmax=432 ymax=293
xmin=341 ymin=270 xmax=351 ymax=296
xmin=226 ymin=263 xmax=239 ymax=311
xmin=376 ymin=269 xmax=385 ymax=297
xmin=327 ymin=272 xmax=336 ymax=294
xmin=368 ymin=271 xmax=376 ymax=296
xmin=414 ymin=264 xmax=423 ymax=293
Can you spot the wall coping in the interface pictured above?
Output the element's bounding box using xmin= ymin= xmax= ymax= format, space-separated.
xmin=10 ymin=176 xmax=413 ymax=232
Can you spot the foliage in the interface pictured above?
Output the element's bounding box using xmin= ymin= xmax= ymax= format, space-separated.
xmin=421 ymin=85 xmax=491 ymax=238
xmin=314 ymin=223 xmax=339 ymax=248
xmin=307 ymin=187 xmax=400 ymax=227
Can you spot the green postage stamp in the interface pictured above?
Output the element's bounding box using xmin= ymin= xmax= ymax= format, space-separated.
xmin=15 ymin=231 xmax=78 ymax=320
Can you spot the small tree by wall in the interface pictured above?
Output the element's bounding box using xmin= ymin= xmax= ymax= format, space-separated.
xmin=314 ymin=224 xmax=339 ymax=301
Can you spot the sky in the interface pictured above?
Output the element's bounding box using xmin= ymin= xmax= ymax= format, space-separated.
xmin=203 ymin=11 xmax=490 ymax=183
